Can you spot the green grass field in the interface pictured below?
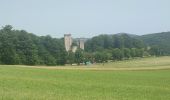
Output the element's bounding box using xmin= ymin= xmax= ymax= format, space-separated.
xmin=0 ymin=57 xmax=170 ymax=100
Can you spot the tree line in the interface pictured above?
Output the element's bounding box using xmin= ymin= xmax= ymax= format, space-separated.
xmin=140 ymin=32 xmax=170 ymax=56
xmin=0 ymin=25 xmax=66 ymax=65
xmin=0 ymin=25 xmax=164 ymax=66
xmin=66 ymin=34 xmax=148 ymax=65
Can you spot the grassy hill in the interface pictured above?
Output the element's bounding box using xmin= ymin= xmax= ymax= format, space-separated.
xmin=0 ymin=57 xmax=170 ymax=100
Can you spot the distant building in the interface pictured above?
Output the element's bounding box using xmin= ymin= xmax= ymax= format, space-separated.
xmin=72 ymin=46 xmax=77 ymax=53
xmin=78 ymin=38 xmax=85 ymax=50
xmin=64 ymin=34 xmax=72 ymax=52
xmin=64 ymin=34 xmax=86 ymax=52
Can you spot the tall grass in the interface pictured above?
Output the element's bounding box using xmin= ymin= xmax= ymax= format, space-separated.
xmin=0 ymin=57 xmax=170 ymax=100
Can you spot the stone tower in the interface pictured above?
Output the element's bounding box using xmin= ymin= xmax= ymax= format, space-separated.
xmin=64 ymin=34 xmax=72 ymax=52
xmin=79 ymin=38 xmax=85 ymax=50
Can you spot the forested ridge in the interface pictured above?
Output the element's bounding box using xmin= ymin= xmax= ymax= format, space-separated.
xmin=0 ymin=25 xmax=169 ymax=65
xmin=140 ymin=32 xmax=170 ymax=55
xmin=85 ymin=33 xmax=144 ymax=52
xmin=83 ymin=33 xmax=148 ymax=63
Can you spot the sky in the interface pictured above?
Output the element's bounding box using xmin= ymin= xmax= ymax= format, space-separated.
xmin=0 ymin=0 xmax=170 ymax=38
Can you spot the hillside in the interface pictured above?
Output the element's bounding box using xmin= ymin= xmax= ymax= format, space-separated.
xmin=85 ymin=32 xmax=170 ymax=56
xmin=140 ymin=32 xmax=170 ymax=55
xmin=85 ymin=33 xmax=144 ymax=52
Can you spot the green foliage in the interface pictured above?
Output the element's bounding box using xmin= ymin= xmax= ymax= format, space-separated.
xmin=85 ymin=33 xmax=144 ymax=52
xmin=83 ymin=52 xmax=94 ymax=64
xmin=1 ymin=25 xmax=169 ymax=65
xmin=135 ymin=48 xmax=144 ymax=57
xmin=149 ymin=45 xmax=163 ymax=56
xmin=123 ymin=48 xmax=131 ymax=58
xmin=94 ymin=51 xmax=109 ymax=63
xmin=84 ymin=33 xmax=146 ymax=62
xmin=75 ymin=49 xmax=84 ymax=65
xmin=130 ymin=48 xmax=137 ymax=57
xmin=67 ymin=51 xmax=75 ymax=65
xmin=112 ymin=48 xmax=124 ymax=60
xmin=0 ymin=25 xmax=66 ymax=65
xmin=140 ymin=32 xmax=170 ymax=55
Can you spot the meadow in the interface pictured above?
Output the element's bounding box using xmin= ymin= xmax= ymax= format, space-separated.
xmin=0 ymin=56 xmax=170 ymax=100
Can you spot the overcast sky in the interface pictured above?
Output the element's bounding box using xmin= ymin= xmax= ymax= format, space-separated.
xmin=0 ymin=0 xmax=170 ymax=38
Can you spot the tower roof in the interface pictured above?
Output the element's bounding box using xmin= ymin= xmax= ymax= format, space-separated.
xmin=64 ymin=34 xmax=71 ymax=36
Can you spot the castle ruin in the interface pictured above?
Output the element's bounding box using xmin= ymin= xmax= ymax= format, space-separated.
xmin=78 ymin=38 xmax=85 ymax=50
xmin=64 ymin=34 xmax=72 ymax=52
xmin=64 ymin=34 xmax=85 ymax=52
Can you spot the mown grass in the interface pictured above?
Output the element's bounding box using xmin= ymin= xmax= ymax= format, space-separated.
xmin=0 ymin=57 xmax=170 ymax=100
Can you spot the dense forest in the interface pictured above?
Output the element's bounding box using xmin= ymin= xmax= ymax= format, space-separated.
xmin=140 ymin=32 xmax=170 ymax=56
xmin=83 ymin=33 xmax=148 ymax=63
xmin=0 ymin=25 xmax=169 ymax=65
xmin=85 ymin=33 xmax=144 ymax=52
xmin=0 ymin=25 xmax=67 ymax=65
